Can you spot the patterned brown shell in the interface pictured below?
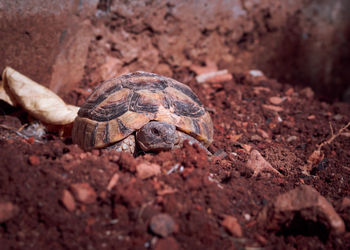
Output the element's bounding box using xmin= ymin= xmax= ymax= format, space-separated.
xmin=72 ymin=71 xmax=214 ymax=150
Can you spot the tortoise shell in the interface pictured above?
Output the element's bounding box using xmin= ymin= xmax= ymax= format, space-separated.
xmin=72 ymin=71 xmax=213 ymax=150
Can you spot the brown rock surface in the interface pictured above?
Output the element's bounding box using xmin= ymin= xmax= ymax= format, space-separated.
xmin=0 ymin=0 xmax=98 ymax=94
xmin=0 ymin=2 xmax=350 ymax=249
xmin=88 ymin=0 xmax=350 ymax=100
xmin=258 ymin=185 xmax=346 ymax=235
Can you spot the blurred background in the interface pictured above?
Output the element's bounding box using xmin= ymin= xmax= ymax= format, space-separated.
xmin=1 ymin=0 xmax=349 ymax=102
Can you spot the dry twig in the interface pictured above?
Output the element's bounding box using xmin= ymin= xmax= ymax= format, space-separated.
xmin=302 ymin=121 xmax=350 ymax=175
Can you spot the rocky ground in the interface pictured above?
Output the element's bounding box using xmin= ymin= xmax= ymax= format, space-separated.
xmin=0 ymin=66 xmax=349 ymax=249
xmin=0 ymin=1 xmax=350 ymax=249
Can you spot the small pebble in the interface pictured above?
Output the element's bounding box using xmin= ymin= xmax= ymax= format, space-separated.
xmin=196 ymin=69 xmax=230 ymax=83
xmin=70 ymin=183 xmax=97 ymax=204
xmin=61 ymin=189 xmax=76 ymax=212
xmin=249 ymin=69 xmax=264 ymax=77
xmin=250 ymin=134 xmax=262 ymax=141
xmin=244 ymin=213 xmax=251 ymax=221
xmin=136 ymin=162 xmax=161 ymax=179
xmin=333 ymin=114 xmax=343 ymax=121
xmin=0 ymin=201 xmax=19 ymax=223
xmin=28 ymin=155 xmax=40 ymax=166
xmin=285 ymin=88 xmax=294 ymax=96
xmin=205 ymin=73 xmax=232 ymax=84
xmin=241 ymin=144 xmax=252 ymax=152
xmin=149 ymin=213 xmax=177 ymax=237
xmin=246 ymin=150 xmax=282 ymax=177
xmin=300 ymin=87 xmax=314 ymax=99
xmin=255 ymin=234 xmax=267 ymax=245
xmin=221 ymin=215 xmax=243 ymax=237
xmin=269 ymin=96 xmax=284 ymax=105
xmin=253 ymin=86 xmax=270 ymax=94
xmin=79 ymin=153 xmax=88 ymax=159
xmin=257 ymin=129 xmax=269 ymax=139
xmin=286 ymin=136 xmax=298 ymax=142
xmin=107 ymin=173 xmax=120 ymax=191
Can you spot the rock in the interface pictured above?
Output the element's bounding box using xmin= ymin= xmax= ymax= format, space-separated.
xmin=241 ymin=144 xmax=252 ymax=152
xmin=262 ymin=104 xmax=284 ymax=112
xmin=196 ymin=70 xmax=232 ymax=83
xmin=155 ymin=237 xmax=180 ymax=250
xmin=0 ymin=201 xmax=19 ymax=223
xmin=28 ymin=155 xmax=40 ymax=166
xmin=249 ymin=70 xmax=264 ymax=77
xmin=300 ymin=87 xmax=314 ymax=99
xmin=257 ymin=185 xmax=345 ymax=235
xmin=253 ymin=87 xmax=271 ymax=95
xmin=257 ymin=129 xmax=269 ymax=139
xmin=255 ymin=234 xmax=267 ymax=245
xmin=333 ymin=114 xmax=343 ymax=121
xmin=229 ymin=133 xmax=242 ymax=142
xmin=0 ymin=0 xmax=98 ymax=94
xmin=269 ymin=96 xmax=284 ymax=105
xmin=250 ymin=134 xmax=262 ymax=141
xmin=205 ymin=73 xmax=233 ymax=84
xmin=285 ymin=88 xmax=294 ymax=96
xmin=286 ymin=135 xmax=298 ymax=142
xmin=107 ymin=173 xmax=120 ymax=191
xmin=61 ymin=189 xmax=76 ymax=212
xmin=70 ymin=183 xmax=97 ymax=204
xmin=221 ymin=215 xmax=243 ymax=237
xmin=136 ymin=162 xmax=161 ymax=180
xmin=149 ymin=213 xmax=177 ymax=237
xmin=246 ymin=150 xmax=282 ymax=177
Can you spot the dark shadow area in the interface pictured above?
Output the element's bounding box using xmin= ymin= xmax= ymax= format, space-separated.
xmin=277 ymin=212 xmax=330 ymax=243
xmin=258 ymin=0 xmax=350 ymax=103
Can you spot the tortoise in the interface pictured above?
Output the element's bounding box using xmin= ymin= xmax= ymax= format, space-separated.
xmin=72 ymin=71 xmax=213 ymax=154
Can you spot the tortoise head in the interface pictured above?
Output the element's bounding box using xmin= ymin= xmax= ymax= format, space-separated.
xmin=136 ymin=121 xmax=177 ymax=152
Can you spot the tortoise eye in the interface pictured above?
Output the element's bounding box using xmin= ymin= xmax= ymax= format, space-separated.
xmin=151 ymin=128 xmax=160 ymax=136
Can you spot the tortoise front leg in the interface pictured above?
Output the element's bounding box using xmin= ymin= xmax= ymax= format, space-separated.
xmin=106 ymin=134 xmax=136 ymax=154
